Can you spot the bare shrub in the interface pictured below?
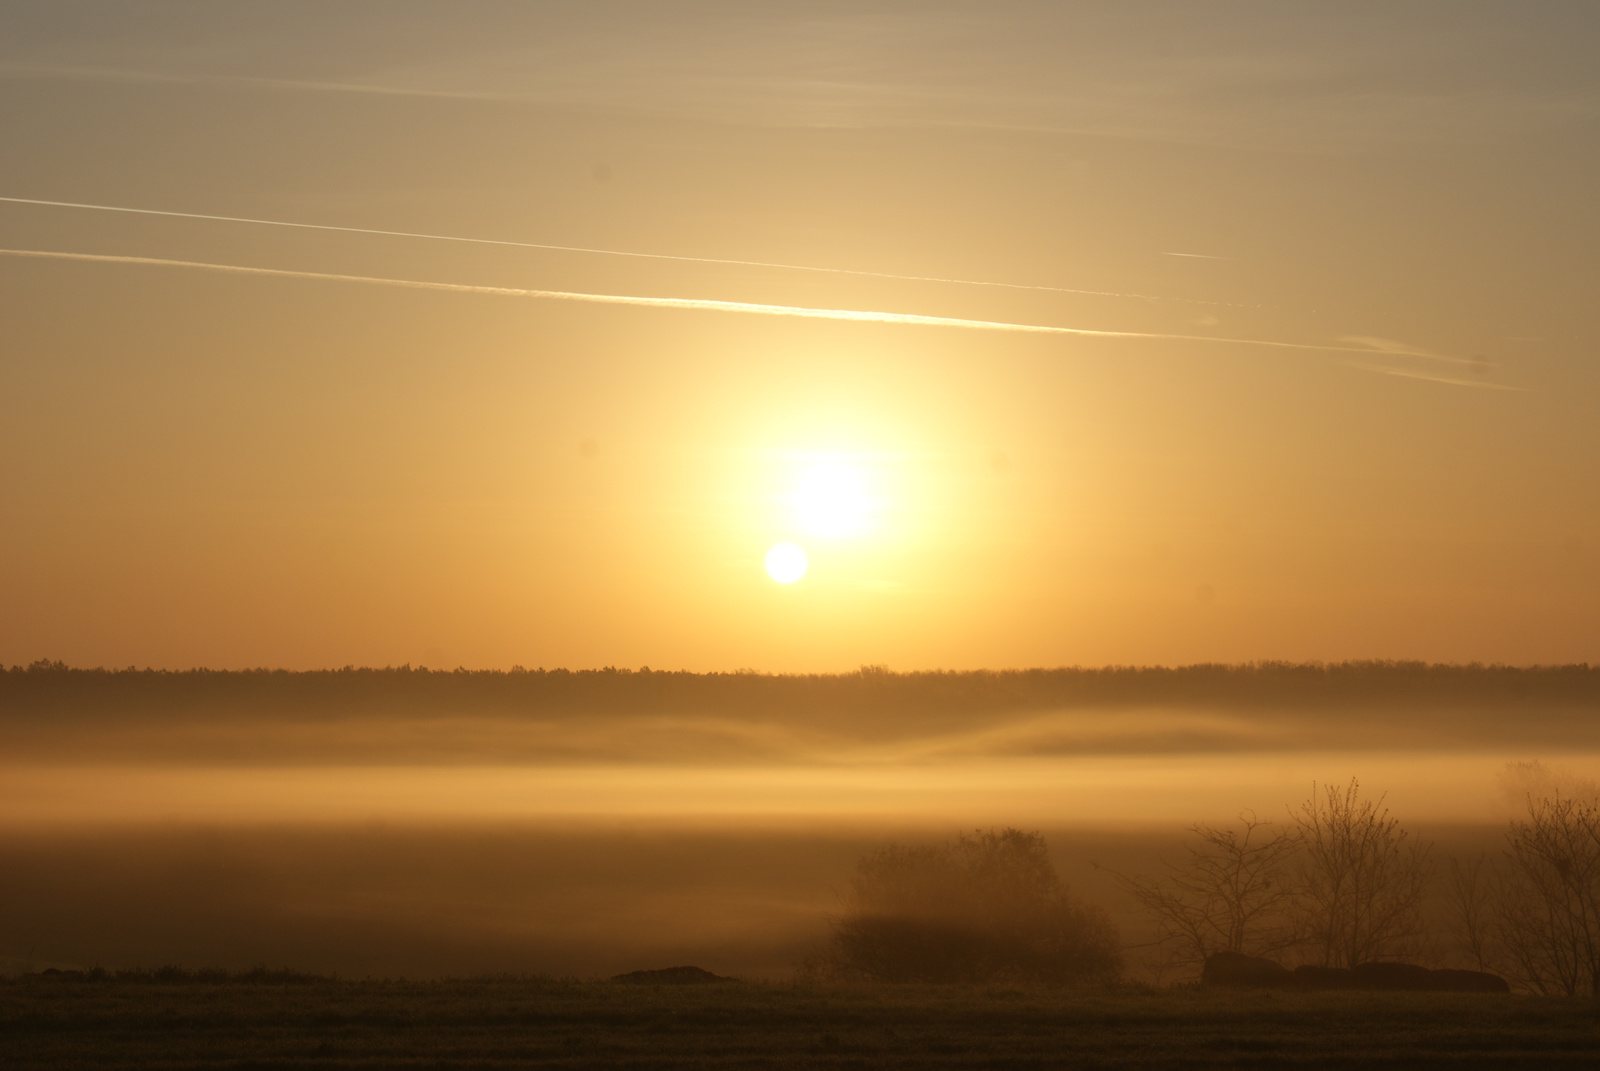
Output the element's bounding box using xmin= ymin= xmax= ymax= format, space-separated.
xmin=1112 ymin=814 xmax=1300 ymax=973
xmin=824 ymin=828 xmax=1121 ymax=984
xmin=1494 ymin=795 xmax=1600 ymax=994
xmin=1444 ymin=852 xmax=1497 ymax=974
xmin=1294 ymin=779 xmax=1432 ymax=968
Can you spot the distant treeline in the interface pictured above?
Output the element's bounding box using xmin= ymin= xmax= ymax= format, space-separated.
xmin=3 ymin=660 xmax=1595 ymax=723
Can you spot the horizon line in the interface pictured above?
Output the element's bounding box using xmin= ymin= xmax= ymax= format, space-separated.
xmin=6 ymin=659 xmax=1590 ymax=675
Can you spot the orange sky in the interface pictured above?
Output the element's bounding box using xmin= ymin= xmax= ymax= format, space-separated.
xmin=2 ymin=2 xmax=1597 ymax=671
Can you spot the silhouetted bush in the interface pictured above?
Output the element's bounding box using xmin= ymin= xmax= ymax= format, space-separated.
xmin=1119 ymin=782 xmax=1433 ymax=979
xmin=1447 ymin=791 xmax=1600 ymax=995
xmin=822 ymin=828 xmax=1121 ymax=984
xmin=1294 ymin=779 xmax=1432 ymax=968
xmin=1111 ymin=814 xmax=1300 ymax=980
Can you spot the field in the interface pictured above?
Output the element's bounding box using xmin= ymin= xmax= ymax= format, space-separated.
xmin=6 ymin=975 xmax=1600 ymax=1069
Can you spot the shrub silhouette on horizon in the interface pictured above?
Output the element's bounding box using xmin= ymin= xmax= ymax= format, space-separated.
xmin=1448 ymin=789 xmax=1600 ymax=995
xmin=1110 ymin=813 xmax=1300 ymax=981
xmin=823 ymin=828 xmax=1121 ymax=984
xmin=1294 ymin=779 xmax=1432 ymax=969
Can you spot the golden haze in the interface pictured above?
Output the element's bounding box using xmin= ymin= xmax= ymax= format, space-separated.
xmin=1 ymin=4 xmax=1597 ymax=671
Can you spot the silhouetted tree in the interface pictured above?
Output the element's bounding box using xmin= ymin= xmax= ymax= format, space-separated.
xmin=1445 ymin=852 xmax=1496 ymax=974
xmin=1294 ymin=779 xmax=1432 ymax=968
xmin=825 ymin=828 xmax=1121 ymax=984
xmin=1494 ymin=794 xmax=1600 ymax=995
xmin=1113 ymin=814 xmax=1300 ymax=973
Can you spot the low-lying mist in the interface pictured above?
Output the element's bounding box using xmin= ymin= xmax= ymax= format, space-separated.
xmin=0 ymin=822 xmax=1530 ymax=982
xmin=2 ymin=662 xmax=1596 ymax=979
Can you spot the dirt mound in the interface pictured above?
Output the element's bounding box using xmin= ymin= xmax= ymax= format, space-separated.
xmin=1427 ymin=968 xmax=1512 ymax=993
xmin=1348 ymin=962 xmax=1510 ymax=993
xmin=1201 ymin=951 xmax=1292 ymax=987
xmin=1203 ymin=953 xmax=1509 ymax=992
xmin=610 ymin=966 xmax=733 ymax=985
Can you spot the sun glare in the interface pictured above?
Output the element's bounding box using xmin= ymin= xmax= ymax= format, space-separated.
xmin=764 ymin=542 xmax=808 ymax=584
xmin=794 ymin=462 xmax=871 ymax=538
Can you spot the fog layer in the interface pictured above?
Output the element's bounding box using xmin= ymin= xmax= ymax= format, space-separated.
xmin=4 ymin=663 xmax=1595 ymax=976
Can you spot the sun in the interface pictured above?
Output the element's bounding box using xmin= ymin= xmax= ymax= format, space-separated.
xmin=762 ymin=457 xmax=877 ymax=583
xmin=765 ymin=542 xmax=808 ymax=584
xmin=793 ymin=461 xmax=871 ymax=538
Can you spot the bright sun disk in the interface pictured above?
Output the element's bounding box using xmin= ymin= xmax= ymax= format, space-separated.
xmin=765 ymin=542 xmax=808 ymax=583
xmin=794 ymin=462 xmax=871 ymax=537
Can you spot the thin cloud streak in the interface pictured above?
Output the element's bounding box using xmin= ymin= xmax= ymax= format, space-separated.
xmin=0 ymin=61 xmax=524 ymax=102
xmin=1337 ymin=334 xmax=1480 ymax=367
xmin=0 ymin=194 xmax=1240 ymax=306
xmin=1345 ymin=363 xmax=1527 ymax=391
xmin=0 ymin=248 xmax=1507 ymax=377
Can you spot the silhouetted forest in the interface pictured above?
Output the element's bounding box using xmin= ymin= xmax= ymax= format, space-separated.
xmin=3 ymin=660 xmax=1597 ymax=763
xmin=6 ymin=659 xmax=1596 ymax=718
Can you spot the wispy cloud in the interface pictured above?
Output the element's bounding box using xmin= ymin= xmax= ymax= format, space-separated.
xmin=1337 ymin=335 xmax=1477 ymax=366
xmin=1344 ymin=363 xmax=1526 ymax=391
xmin=7 ymin=6 xmax=1595 ymax=154
xmin=0 ymin=248 xmax=1517 ymax=386
xmin=0 ymin=61 xmax=515 ymax=102
xmin=1334 ymin=335 xmax=1521 ymax=390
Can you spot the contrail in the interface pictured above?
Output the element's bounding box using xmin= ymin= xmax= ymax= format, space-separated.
xmin=1336 ymin=334 xmax=1477 ymax=367
xmin=0 ymin=194 xmax=1246 ymax=307
xmin=1344 ymin=363 xmax=1526 ymax=391
xmin=0 ymin=247 xmax=1508 ymax=377
xmin=0 ymin=248 xmax=1194 ymax=337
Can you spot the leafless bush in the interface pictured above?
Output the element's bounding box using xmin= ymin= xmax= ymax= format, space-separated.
xmin=1493 ymin=795 xmax=1600 ymax=994
xmin=1444 ymin=852 xmax=1497 ymax=974
xmin=1112 ymin=814 xmax=1300 ymax=972
xmin=1294 ymin=779 xmax=1432 ymax=968
xmin=823 ymin=828 xmax=1121 ymax=985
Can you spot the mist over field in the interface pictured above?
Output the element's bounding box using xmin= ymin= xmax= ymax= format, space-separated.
xmin=4 ymin=661 xmax=1596 ymax=980
xmin=4 ymin=13 xmax=1600 ymax=1061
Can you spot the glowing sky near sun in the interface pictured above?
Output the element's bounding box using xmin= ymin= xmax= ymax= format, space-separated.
xmin=0 ymin=2 xmax=1597 ymax=671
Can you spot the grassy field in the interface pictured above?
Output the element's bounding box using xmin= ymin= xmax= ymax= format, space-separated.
xmin=5 ymin=974 xmax=1600 ymax=1068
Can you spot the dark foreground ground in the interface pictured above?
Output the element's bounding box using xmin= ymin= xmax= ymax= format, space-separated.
xmin=5 ymin=975 xmax=1600 ymax=1069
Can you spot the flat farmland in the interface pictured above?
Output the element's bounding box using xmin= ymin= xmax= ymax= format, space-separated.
xmin=5 ymin=976 xmax=1600 ymax=1069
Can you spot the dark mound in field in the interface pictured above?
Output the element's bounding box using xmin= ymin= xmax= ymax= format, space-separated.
xmin=610 ymin=966 xmax=733 ymax=985
xmin=1201 ymin=951 xmax=1292 ymax=987
xmin=1204 ymin=953 xmax=1508 ymax=993
xmin=1350 ymin=962 xmax=1510 ymax=993
xmin=1428 ymin=968 xmax=1513 ymax=993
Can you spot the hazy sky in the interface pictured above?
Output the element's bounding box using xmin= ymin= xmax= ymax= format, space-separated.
xmin=2 ymin=2 xmax=1597 ymax=671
